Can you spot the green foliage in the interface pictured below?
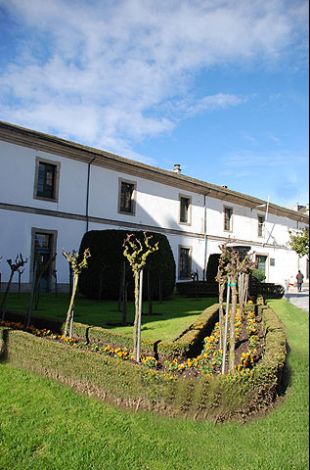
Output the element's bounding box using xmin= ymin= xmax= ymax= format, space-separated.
xmin=289 ymin=228 xmax=309 ymax=257
xmin=251 ymin=268 xmax=266 ymax=283
xmin=78 ymin=230 xmax=176 ymax=300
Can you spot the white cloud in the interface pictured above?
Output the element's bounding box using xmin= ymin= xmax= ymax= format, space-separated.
xmin=218 ymin=149 xmax=309 ymax=207
xmin=0 ymin=0 xmax=308 ymax=159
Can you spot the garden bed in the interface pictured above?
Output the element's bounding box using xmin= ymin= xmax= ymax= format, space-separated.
xmin=0 ymin=302 xmax=287 ymax=421
xmin=2 ymin=302 xmax=220 ymax=361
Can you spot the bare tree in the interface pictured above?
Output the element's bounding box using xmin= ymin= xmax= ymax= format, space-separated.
xmin=1 ymin=254 xmax=28 ymax=321
xmin=63 ymin=249 xmax=91 ymax=338
xmin=123 ymin=233 xmax=159 ymax=363
xmin=217 ymin=244 xmax=255 ymax=374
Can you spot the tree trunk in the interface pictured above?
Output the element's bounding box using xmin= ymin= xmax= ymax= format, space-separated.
xmin=18 ymin=271 xmax=22 ymax=293
xmin=136 ymin=270 xmax=144 ymax=363
xmin=0 ymin=271 xmax=14 ymax=321
xmin=229 ymin=282 xmax=238 ymax=372
xmin=244 ymin=274 xmax=249 ymax=305
xmin=221 ymin=279 xmax=231 ymax=375
xmin=26 ymin=260 xmax=38 ymax=327
xmin=64 ymin=274 xmax=79 ymax=337
xmin=238 ymin=273 xmax=244 ymax=320
xmin=218 ymin=282 xmax=225 ymax=350
xmin=133 ymin=270 xmax=140 ymax=360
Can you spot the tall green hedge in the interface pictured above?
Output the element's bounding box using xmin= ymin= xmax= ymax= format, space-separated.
xmin=78 ymin=230 xmax=176 ymax=300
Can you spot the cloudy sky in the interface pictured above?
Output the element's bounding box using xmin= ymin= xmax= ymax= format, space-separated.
xmin=0 ymin=0 xmax=308 ymax=207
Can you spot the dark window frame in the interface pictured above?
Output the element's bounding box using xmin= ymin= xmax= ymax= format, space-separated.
xmin=179 ymin=194 xmax=192 ymax=225
xmin=30 ymin=227 xmax=58 ymax=291
xmin=33 ymin=157 xmax=60 ymax=202
xmin=224 ymin=206 xmax=233 ymax=232
xmin=258 ymin=214 xmax=265 ymax=238
xmin=118 ymin=178 xmax=136 ymax=215
xmin=178 ymin=245 xmax=192 ymax=280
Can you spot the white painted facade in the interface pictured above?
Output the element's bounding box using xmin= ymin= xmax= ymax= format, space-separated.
xmin=0 ymin=122 xmax=308 ymax=291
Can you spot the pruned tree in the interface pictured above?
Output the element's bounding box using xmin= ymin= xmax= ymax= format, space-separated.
xmin=228 ymin=249 xmax=239 ymax=372
xmin=217 ymin=244 xmax=255 ymax=374
xmin=216 ymin=243 xmax=231 ymax=351
xmin=63 ymin=248 xmax=91 ymax=338
xmin=1 ymin=254 xmax=28 ymax=321
xmin=238 ymin=255 xmax=255 ymax=320
xmin=123 ymin=233 xmax=159 ymax=363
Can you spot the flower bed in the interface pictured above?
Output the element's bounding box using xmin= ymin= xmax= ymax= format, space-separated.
xmin=2 ymin=302 xmax=219 ymax=362
xmin=0 ymin=301 xmax=287 ymax=421
xmin=0 ymin=303 xmax=261 ymax=377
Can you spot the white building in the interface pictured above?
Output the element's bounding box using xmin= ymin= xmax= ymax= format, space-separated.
xmin=0 ymin=121 xmax=308 ymax=292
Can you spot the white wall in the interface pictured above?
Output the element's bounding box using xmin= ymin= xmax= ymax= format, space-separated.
xmin=0 ymin=138 xmax=308 ymax=288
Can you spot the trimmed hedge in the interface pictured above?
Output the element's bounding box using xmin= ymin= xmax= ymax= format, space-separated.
xmin=3 ymin=303 xmax=219 ymax=361
xmin=73 ymin=303 xmax=219 ymax=361
xmin=158 ymin=303 xmax=219 ymax=359
xmin=0 ymin=304 xmax=287 ymax=421
xmin=176 ymin=281 xmax=218 ymax=297
xmin=249 ymin=281 xmax=285 ymax=299
xmin=78 ymin=230 xmax=176 ymax=300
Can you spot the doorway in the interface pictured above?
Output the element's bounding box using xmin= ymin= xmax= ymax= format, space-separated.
xmin=31 ymin=229 xmax=57 ymax=292
xmin=256 ymin=255 xmax=268 ymax=281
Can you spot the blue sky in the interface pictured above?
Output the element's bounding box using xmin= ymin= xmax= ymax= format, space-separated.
xmin=0 ymin=0 xmax=308 ymax=208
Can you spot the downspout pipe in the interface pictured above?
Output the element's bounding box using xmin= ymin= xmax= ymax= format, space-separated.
xmin=86 ymin=156 xmax=96 ymax=232
xmin=203 ymin=194 xmax=208 ymax=280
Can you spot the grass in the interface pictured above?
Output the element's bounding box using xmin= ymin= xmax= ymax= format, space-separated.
xmin=0 ymin=298 xmax=308 ymax=469
xmin=0 ymin=293 xmax=217 ymax=342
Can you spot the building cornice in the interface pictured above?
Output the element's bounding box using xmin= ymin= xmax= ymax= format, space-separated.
xmin=0 ymin=120 xmax=308 ymax=224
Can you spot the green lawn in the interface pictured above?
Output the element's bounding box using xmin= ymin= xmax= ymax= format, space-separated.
xmin=0 ymin=298 xmax=308 ymax=469
xmin=0 ymin=293 xmax=217 ymax=342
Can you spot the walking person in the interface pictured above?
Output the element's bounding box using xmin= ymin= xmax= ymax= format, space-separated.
xmin=296 ymin=270 xmax=304 ymax=292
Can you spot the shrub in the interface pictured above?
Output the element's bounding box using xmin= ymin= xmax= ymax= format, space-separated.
xmin=251 ymin=269 xmax=266 ymax=283
xmin=78 ymin=230 xmax=176 ymax=300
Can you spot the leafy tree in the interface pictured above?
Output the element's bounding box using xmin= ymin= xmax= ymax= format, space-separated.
xmin=289 ymin=228 xmax=309 ymax=257
xmin=251 ymin=268 xmax=266 ymax=283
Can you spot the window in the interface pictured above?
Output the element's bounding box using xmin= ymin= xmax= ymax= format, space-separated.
xmin=179 ymin=196 xmax=191 ymax=224
xmin=258 ymin=215 xmax=265 ymax=237
xmin=119 ymin=179 xmax=136 ymax=214
xmin=34 ymin=158 xmax=60 ymax=201
xmin=224 ymin=207 xmax=233 ymax=232
xmin=31 ymin=228 xmax=57 ymax=293
xmin=270 ymin=258 xmax=275 ymax=266
xmin=179 ymin=247 xmax=192 ymax=279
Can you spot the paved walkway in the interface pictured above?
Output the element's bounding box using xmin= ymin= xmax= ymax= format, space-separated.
xmin=285 ymin=287 xmax=309 ymax=313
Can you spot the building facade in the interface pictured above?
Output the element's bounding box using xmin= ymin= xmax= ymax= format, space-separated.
xmin=0 ymin=121 xmax=308 ymax=291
